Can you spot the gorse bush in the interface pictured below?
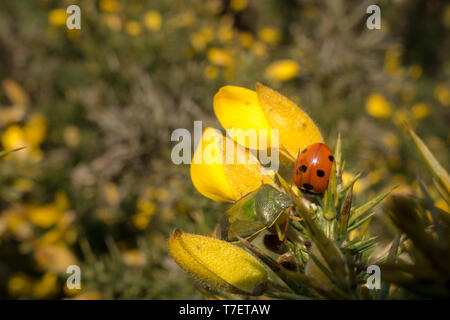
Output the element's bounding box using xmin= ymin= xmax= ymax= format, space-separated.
xmin=168 ymin=83 xmax=450 ymax=299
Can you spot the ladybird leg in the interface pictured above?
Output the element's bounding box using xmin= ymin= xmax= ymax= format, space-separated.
xmin=282 ymin=207 xmax=292 ymax=243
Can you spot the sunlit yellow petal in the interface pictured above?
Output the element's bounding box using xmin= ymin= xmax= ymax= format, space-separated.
xmin=190 ymin=128 xmax=234 ymax=202
xmin=256 ymin=82 xmax=323 ymax=160
xmin=190 ymin=127 xmax=274 ymax=202
xmin=168 ymin=229 xmax=267 ymax=295
xmin=214 ymin=86 xmax=272 ymax=150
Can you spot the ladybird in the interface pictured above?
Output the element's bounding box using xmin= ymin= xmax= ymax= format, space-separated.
xmin=292 ymin=143 xmax=334 ymax=194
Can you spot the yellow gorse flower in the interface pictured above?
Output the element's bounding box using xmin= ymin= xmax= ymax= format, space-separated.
xmin=214 ymin=83 xmax=323 ymax=159
xmin=190 ymin=127 xmax=275 ymax=202
xmin=192 ymin=83 xmax=323 ymax=202
xmin=168 ymin=229 xmax=267 ymax=295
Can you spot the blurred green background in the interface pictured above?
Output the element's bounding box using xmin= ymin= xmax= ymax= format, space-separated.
xmin=0 ymin=0 xmax=448 ymax=299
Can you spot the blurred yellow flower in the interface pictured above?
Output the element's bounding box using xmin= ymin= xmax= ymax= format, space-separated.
xmin=382 ymin=132 xmax=400 ymax=149
xmin=133 ymin=210 xmax=154 ymax=230
xmin=435 ymin=199 xmax=449 ymax=213
xmin=2 ymin=78 xmax=29 ymax=106
xmin=103 ymin=14 xmax=122 ymax=31
xmin=342 ymin=171 xmax=363 ymax=195
xmin=408 ymin=65 xmax=422 ymax=80
xmin=393 ymin=108 xmax=410 ymax=127
xmin=207 ymin=48 xmax=234 ymax=67
xmin=434 ymin=84 xmax=450 ymax=106
xmin=125 ymin=21 xmax=141 ymax=36
xmin=70 ymin=291 xmax=102 ymax=300
xmin=258 ymin=27 xmax=280 ymax=44
xmin=190 ymin=127 xmax=274 ymax=202
xmin=365 ymin=93 xmax=392 ymax=119
xmin=28 ymin=204 xmax=63 ymax=228
xmin=34 ymin=245 xmax=78 ymax=273
xmin=24 ymin=114 xmax=47 ymax=147
xmin=411 ymin=102 xmax=430 ymax=120
xmin=251 ymin=41 xmax=267 ymax=56
xmin=99 ymin=0 xmax=120 ymax=13
xmin=384 ymin=46 xmax=403 ymax=76
xmin=32 ymin=272 xmax=58 ymax=299
xmin=13 ymin=178 xmax=34 ymax=192
xmin=2 ymin=125 xmax=26 ymax=151
xmin=168 ymin=229 xmax=267 ymax=295
xmin=191 ymin=28 xmax=215 ymax=52
xmin=203 ymin=65 xmax=219 ymax=80
xmin=239 ymin=31 xmax=254 ymax=48
xmin=8 ymin=273 xmax=32 ymax=297
xmin=230 ymin=0 xmax=248 ymax=12
xmin=264 ymin=59 xmax=300 ymax=81
xmin=48 ymin=9 xmax=66 ymax=26
xmin=144 ymin=11 xmax=162 ymax=31
xmin=137 ymin=198 xmax=156 ymax=215
xmin=123 ymin=249 xmax=147 ymax=267
xmin=103 ymin=182 xmax=120 ymax=205
xmin=63 ymin=125 xmax=81 ymax=148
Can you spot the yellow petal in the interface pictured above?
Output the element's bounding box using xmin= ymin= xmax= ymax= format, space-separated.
xmin=256 ymin=82 xmax=323 ymax=160
xmin=191 ymin=128 xmax=234 ymax=202
xmin=214 ymin=86 xmax=272 ymax=150
xmin=190 ymin=127 xmax=274 ymax=202
xmin=168 ymin=229 xmax=267 ymax=295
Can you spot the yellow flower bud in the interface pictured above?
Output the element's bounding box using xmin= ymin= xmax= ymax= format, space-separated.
xmin=168 ymin=229 xmax=267 ymax=295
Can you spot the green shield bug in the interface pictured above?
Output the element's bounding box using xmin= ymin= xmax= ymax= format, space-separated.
xmin=219 ymin=184 xmax=293 ymax=242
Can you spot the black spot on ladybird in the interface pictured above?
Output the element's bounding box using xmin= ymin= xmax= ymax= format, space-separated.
xmin=300 ymin=165 xmax=307 ymax=172
xmin=328 ymin=155 xmax=334 ymax=162
xmin=302 ymin=183 xmax=314 ymax=190
xmin=301 ymin=148 xmax=307 ymax=153
xmin=317 ymin=170 xmax=325 ymax=177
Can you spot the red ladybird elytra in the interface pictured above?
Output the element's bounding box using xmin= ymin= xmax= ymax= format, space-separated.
xmin=292 ymin=142 xmax=334 ymax=194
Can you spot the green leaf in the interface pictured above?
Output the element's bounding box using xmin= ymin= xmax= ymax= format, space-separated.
xmin=290 ymin=195 xmax=350 ymax=289
xmin=323 ymin=163 xmax=337 ymax=220
xmin=347 ymin=211 xmax=375 ymax=232
xmin=337 ymin=184 xmax=353 ymax=240
xmin=407 ymin=124 xmax=450 ymax=197
xmin=380 ymin=234 xmax=401 ymax=299
xmin=349 ymin=187 xmax=395 ymax=224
